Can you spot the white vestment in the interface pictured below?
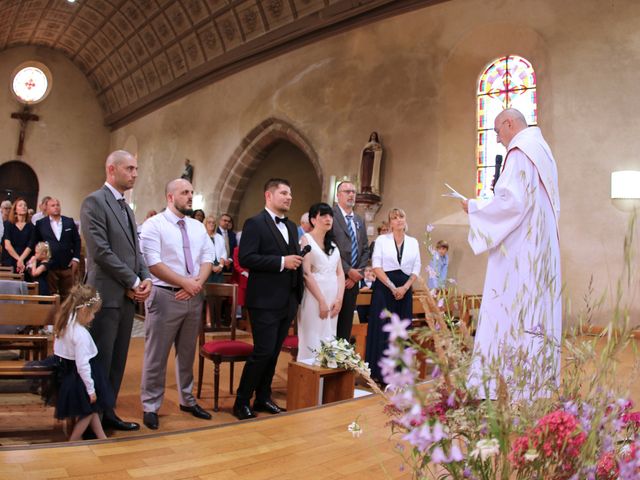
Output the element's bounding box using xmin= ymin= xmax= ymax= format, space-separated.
xmin=467 ymin=127 xmax=561 ymax=400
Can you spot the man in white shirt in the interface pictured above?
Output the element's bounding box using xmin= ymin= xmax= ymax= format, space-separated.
xmin=140 ymin=178 xmax=214 ymax=430
xmin=31 ymin=198 xmax=81 ymax=300
xmin=31 ymin=196 xmax=51 ymax=225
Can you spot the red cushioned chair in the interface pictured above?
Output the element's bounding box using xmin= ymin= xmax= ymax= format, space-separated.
xmin=281 ymin=333 xmax=298 ymax=360
xmin=197 ymin=283 xmax=253 ymax=411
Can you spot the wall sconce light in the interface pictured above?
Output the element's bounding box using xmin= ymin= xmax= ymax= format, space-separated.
xmin=611 ymin=171 xmax=640 ymax=199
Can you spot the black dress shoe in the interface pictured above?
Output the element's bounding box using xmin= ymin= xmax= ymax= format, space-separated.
xmin=143 ymin=412 xmax=159 ymax=430
xmin=232 ymin=403 xmax=256 ymax=420
xmin=253 ymin=399 xmax=285 ymax=414
xmin=180 ymin=404 xmax=212 ymax=420
xmin=102 ymin=414 xmax=141 ymax=431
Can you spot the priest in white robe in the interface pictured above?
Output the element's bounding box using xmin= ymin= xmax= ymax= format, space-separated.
xmin=462 ymin=108 xmax=562 ymax=400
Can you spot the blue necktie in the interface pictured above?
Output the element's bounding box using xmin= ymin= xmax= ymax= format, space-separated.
xmin=346 ymin=214 xmax=358 ymax=267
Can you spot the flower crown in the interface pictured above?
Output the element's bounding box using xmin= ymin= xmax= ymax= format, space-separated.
xmin=75 ymin=292 xmax=101 ymax=310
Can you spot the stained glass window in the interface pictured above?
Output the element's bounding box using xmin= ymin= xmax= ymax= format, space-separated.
xmin=476 ymin=55 xmax=537 ymax=198
xmin=11 ymin=63 xmax=52 ymax=104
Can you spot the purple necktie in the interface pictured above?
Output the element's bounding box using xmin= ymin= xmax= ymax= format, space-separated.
xmin=177 ymin=219 xmax=194 ymax=275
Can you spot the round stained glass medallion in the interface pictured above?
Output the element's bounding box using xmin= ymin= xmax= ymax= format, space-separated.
xmin=11 ymin=62 xmax=52 ymax=104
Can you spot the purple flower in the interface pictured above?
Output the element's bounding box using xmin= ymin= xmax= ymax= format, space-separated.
xmin=426 ymin=224 xmax=434 ymax=233
xmin=431 ymin=446 xmax=447 ymax=463
xmin=403 ymin=424 xmax=434 ymax=452
xmin=382 ymin=313 xmax=411 ymax=341
xmin=450 ymin=443 xmax=464 ymax=461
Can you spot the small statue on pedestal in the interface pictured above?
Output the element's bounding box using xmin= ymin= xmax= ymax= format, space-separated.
xmin=358 ymin=132 xmax=382 ymax=203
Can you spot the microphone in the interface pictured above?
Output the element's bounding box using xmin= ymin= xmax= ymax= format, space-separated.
xmin=491 ymin=154 xmax=503 ymax=192
xmin=300 ymin=245 xmax=312 ymax=257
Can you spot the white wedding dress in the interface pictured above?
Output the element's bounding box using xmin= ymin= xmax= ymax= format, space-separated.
xmin=297 ymin=233 xmax=341 ymax=362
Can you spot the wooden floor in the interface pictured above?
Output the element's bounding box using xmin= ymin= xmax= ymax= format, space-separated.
xmin=0 ymin=333 xmax=291 ymax=445
xmin=1 ymin=335 xmax=639 ymax=480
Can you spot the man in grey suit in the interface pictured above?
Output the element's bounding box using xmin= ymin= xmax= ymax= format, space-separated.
xmin=81 ymin=150 xmax=152 ymax=431
xmin=331 ymin=181 xmax=369 ymax=341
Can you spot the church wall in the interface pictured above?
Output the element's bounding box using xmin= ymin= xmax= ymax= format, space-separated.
xmin=111 ymin=0 xmax=640 ymax=325
xmin=235 ymin=141 xmax=322 ymax=228
xmin=0 ymin=46 xmax=109 ymax=219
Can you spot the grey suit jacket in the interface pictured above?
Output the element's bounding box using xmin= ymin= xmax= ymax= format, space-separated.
xmin=80 ymin=185 xmax=150 ymax=308
xmin=331 ymin=205 xmax=370 ymax=275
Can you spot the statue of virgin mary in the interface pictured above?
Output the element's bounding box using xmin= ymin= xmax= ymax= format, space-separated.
xmin=359 ymin=131 xmax=383 ymax=196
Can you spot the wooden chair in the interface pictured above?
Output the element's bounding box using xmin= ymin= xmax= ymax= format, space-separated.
xmin=0 ymin=294 xmax=60 ymax=362
xmin=197 ymin=283 xmax=253 ymax=411
xmin=281 ymin=320 xmax=299 ymax=360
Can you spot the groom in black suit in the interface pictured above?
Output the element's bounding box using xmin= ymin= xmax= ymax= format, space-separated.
xmin=233 ymin=178 xmax=303 ymax=420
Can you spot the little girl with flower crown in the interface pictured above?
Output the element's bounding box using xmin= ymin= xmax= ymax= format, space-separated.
xmin=53 ymin=284 xmax=115 ymax=441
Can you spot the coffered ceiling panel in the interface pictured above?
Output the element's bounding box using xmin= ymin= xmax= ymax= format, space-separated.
xmin=0 ymin=0 xmax=446 ymax=128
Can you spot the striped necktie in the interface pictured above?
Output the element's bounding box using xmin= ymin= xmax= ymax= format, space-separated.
xmin=345 ymin=214 xmax=358 ymax=267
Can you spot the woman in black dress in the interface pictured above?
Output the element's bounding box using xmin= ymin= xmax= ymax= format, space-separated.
xmin=2 ymin=198 xmax=34 ymax=272
xmin=366 ymin=208 xmax=422 ymax=383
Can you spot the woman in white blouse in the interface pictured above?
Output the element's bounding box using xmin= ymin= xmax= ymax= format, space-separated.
xmin=366 ymin=208 xmax=421 ymax=383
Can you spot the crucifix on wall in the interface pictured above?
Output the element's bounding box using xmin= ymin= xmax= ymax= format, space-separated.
xmin=10 ymin=106 xmax=39 ymax=157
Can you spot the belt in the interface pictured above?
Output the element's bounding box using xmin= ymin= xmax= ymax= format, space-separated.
xmin=156 ymin=285 xmax=181 ymax=292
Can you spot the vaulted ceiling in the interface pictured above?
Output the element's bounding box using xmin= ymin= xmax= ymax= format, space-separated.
xmin=0 ymin=0 xmax=444 ymax=128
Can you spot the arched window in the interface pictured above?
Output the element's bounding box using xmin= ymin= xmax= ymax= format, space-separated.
xmin=476 ymin=55 xmax=537 ymax=198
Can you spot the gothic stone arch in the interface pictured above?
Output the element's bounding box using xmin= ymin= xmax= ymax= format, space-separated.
xmin=214 ymin=118 xmax=322 ymax=218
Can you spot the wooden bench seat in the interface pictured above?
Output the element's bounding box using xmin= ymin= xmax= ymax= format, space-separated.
xmin=0 ymin=360 xmax=55 ymax=379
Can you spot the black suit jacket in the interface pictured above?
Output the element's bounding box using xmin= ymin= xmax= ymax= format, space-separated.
xmin=239 ymin=210 xmax=303 ymax=310
xmin=331 ymin=205 xmax=370 ymax=275
xmin=31 ymin=216 xmax=81 ymax=270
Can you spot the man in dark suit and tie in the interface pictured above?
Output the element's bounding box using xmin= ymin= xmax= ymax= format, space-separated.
xmin=331 ymin=181 xmax=369 ymax=341
xmin=216 ymin=213 xmax=237 ymax=272
xmin=80 ymin=150 xmax=153 ymax=432
xmin=233 ymin=178 xmax=303 ymax=420
xmin=30 ymin=197 xmax=81 ymax=300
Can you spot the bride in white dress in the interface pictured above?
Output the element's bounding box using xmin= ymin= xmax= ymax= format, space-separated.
xmin=297 ymin=203 xmax=345 ymax=362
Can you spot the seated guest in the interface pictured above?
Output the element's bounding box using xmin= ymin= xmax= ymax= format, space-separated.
xmin=369 ymin=221 xmax=389 ymax=258
xmin=192 ymin=209 xmax=205 ymax=223
xmin=356 ymin=265 xmax=376 ymax=323
xmin=31 ymin=196 xmax=51 ymax=225
xmin=297 ymin=212 xmax=312 ymax=239
xmin=1 ymin=200 xmax=11 ymax=223
xmin=366 ymin=208 xmax=421 ymax=384
xmin=139 ymin=178 xmax=213 ymax=430
xmin=26 ymin=241 xmax=51 ymax=295
xmin=31 ymin=198 xmax=81 ymax=300
xmin=428 ymin=240 xmax=449 ymax=290
xmin=204 ymin=215 xmax=226 ymax=283
xmin=216 ymin=213 xmax=236 ymax=272
xmin=3 ymin=198 xmax=34 ymax=272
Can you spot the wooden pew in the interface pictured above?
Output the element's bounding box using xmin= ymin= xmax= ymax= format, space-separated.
xmin=0 ymin=294 xmax=60 ymax=364
xmin=0 ymin=271 xmax=23 ymax=280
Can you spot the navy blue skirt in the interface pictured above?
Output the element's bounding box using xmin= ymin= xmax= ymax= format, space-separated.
xmin=365 ymin=270 xmax=413 ymax=382
xmin=54 ymin=356 xmax=115 ymax=420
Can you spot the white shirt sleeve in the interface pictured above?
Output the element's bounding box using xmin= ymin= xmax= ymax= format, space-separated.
xmin=468 ymin=149 xmax=534 ymax=255
xmin=409 ymin=237 xmax=422 ymax=277
xmin=371 ymin=235 xmax=383 ymax=269
xmin=200 ymin=227 xmax=215 ymax=265
xmin=140 ymin=216 xmax=163 ymax=267
xmin=213 ymin=233 xmax=227 ymax=261
xmin=73 ymin=326 xmax=96 ymax=396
